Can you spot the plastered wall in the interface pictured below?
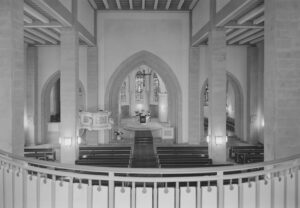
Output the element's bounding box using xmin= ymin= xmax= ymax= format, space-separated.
xmin=97 ymin=12 xmax=190 ymax=143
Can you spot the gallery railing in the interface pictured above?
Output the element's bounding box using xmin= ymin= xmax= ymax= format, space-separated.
xmin=0 ymin=149 xmax=299 ymax=208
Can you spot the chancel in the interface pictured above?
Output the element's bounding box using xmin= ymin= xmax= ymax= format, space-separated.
xmin=1 ymin=0 xmax=300 ymax=207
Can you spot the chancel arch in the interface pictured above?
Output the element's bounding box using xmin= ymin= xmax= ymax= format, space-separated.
xmin=200 ymin=72 xmax=244 ymax=141
xmin=40 ymin=71 xmax=86 ymax=144
xmin=105 ymin=51 xmax=182 ymax=142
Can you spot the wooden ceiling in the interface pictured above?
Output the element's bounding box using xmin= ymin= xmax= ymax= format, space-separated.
xmin=92 ymin=0 xmax=199 ymax=11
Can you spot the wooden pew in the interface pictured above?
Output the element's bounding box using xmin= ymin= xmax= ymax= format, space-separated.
xmin=24 ymin=148 xmax=56 ymax=161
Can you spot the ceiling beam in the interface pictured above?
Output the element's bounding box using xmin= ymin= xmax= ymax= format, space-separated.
xmin=166 ymin=0 xmax=172 ymax=9
xmin=253 ymin=15 xmax=264 ymax=25
xmin=25 ymin=28 xmax=58 ymax=44
xmin=24 ymin=3 xmax=49 ymax=23
xmin=30 ymin=0 xmax=72 ymax=26
xmin=225 ymin=21 xmax=264 ymax=29
xmin=142 ymin=0 xmax=145 ymax=9
xmin=102 ymin=0 xmax=109 ymax=9
xmin=76 ymin=22 xmax=96 ymax=46
xmin=250 ymin=36 xmax=264 ymax=44
xmin=24 ymin=15 xmax=33 ymax=24
xmin=52 ymin=28 xmax=61 ymax=34
xmin=177 ymin=0 xmax=185 ymax=10
xmin=24 ymin=32 xmax=46 ymax=44
xmin=216 ymin=0 xmax=258 ymax=27
xmin=88 ymin=0 xmax=97 ymax=9
xmin=228 ymin=28 xmax=261 ymax=44
xmin=24 ymin=21 xmax=62 ymax=28
xmin=225 ymin=28 xmax=234 ymax=34
xmin=129 ymin=0 xmax=133 ymax=9
xmin=189 ymin=0 xmax=198 ymax=10
xmin=239 ymin=31 xmax=264 ymax=44
xmin=237 ymin=4 xmax=264 ymax=24
xmin=24 ymin=38 xmax=36 ymax=44
xmin=191 ymin=22 xmax=209 ymax=46
xmin=226 ymin=28 xmax=248 ymax=40
xmin=38 ymin=28 xmax=60 ymax=40
xmin=116 ymin=0 xmax=122 ymax=9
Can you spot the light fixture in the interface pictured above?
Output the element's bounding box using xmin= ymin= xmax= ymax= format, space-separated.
xmin=206 ymin=135 xmax=210 ymax=143
xmin=59 ymin=137 xmax=72 ymax=146
xmin=215 ymin=136 xmax=228 ymax=145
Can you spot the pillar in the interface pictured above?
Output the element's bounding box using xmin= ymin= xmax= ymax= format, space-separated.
xmin=188 ymin=47 xmax=201 ymax=144
xmin=0 ymin=0 xmax=25 ymax=155
xmin=264 ymin=0 xmax=300 ymax=160
xmin=26 ymin=47 xmax=38 ymax=146
xmin=86 ymin=47 xmax=99 ymax=145
xmin=60 ymin=28 xmax=79 ymax=164
xmin=207 ymin=28 xmax=227 ymax=163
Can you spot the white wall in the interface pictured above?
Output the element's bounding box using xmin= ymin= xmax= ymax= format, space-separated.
xmin=36 ymin=46 xmax=88 ymax=144
xmin=98 ymin=12 xmax=190 ymax=143
xmin=192 ymin=0 xmax=210 ymax=36
xmin=78 ymin=0 xmax=94 ymax=35
xmin=59 ymin=0 xmax=72 ymax=12
xmin=199 ymin=46 xmax=248 ymax=140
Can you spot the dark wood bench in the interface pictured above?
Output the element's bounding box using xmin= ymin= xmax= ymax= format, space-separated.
xmin=229 ymin=146 xmax=263 ymax=158
xmin=79 ymin=146 xmax=131 ymax=150
xmin=24 ymin=148 xmax=56 ymax=161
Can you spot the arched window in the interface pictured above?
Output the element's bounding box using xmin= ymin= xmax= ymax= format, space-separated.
xmin=120 ymin=81 xmax=127 ymax=103
xmin=204 ymin=83 xmax=209 ymax=106
xmin=153 ymin=72 xmax=160 ymax=102
xmin=135 ymin=71 xmax=144 ymax=101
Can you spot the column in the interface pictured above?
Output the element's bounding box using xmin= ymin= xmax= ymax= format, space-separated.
xmin=86 ymin=47 xmax=99 ymax=145
xmin=264 ymin=0 xmax=300 ymax=160
xmin=0 ymin=0 xmax=25 ymax=155
xmin=188 ymin=47 xmax=201 ymax=144
xmin=60 ymin=28 xmax=79 ymax=164
xmin=26 ymin=47 xmax=38 ymax=146
xmin=207 ymin=28 xmax=227 ymax=163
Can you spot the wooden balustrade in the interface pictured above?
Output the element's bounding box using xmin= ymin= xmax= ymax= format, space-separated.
xmin=0 ymin=149 xmax=300 ymax=208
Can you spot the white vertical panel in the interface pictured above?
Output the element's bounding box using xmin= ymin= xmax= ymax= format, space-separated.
xmin=286 ymin=174 xmax=296 ymax=208
xmin=115 ymin=187 xmax=131 ymax=208
xmin=4 ymin=168 xmax=13 ymax=208
xmin=92 ymin=186 xmax=108 ymax=208
xmin=73 ymin=183 xmax=88 ymax=208
xmin=258 ymin=180 xmax=271 ymax=208
xmin=14 ymin=171 xmax=23 ymax=208
xmin=55 ymin=180 xmax=69 ymax=208
xmin=0 ymin=166 xmax=3 ymax=208
xmin=201 ymin=186 xmax=217 ymax=208
xmin=136 ymin=187 xmax=152 ymax=208
xmin=40 ymin=178 xmax=52 ymax=208
xmin=27 ymin=175 xmax=37 ymax=208
xmin=224 ymin=184 xmax=238 ymax=208
xmin=180 ymin=187 xmax=196 ymax=208
xmin=274 ymin=177 xmax=284 ymax=208
xmin=158 ymin=188 xmax=175 ymax=208
xmin=242 ymin=182 xmax=256 ymax=208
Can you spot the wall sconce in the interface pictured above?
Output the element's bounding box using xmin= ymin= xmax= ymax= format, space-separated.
xmin=59 ymin=137 xmax=72 ymax=146
xmin=215 ymin=136 xmax=228 ymax=145
xmin=77 ymin=137 xmax=82 ymax=145
xmin=206 ymin=135 xmax=210 ymax=143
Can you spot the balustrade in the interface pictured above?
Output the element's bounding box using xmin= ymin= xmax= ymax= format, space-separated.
xmin=0 ymin=149 xmax=299 ymax=208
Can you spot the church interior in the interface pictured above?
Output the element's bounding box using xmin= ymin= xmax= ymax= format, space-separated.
xmin=1 ymin=0 xmax=300 ymax=207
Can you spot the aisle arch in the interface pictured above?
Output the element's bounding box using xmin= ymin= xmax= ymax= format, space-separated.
xmin=105 ymin=51 xmax=182 ymax=141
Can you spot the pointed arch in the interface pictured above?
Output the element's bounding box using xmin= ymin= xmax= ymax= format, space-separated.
xmin=200 ymin=72 xmax=244 ymax=140
xmin=105 ymin=50 xmax=182 ymax=141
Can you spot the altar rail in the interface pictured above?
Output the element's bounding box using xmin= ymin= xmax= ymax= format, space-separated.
xmin=0 ymin=149 xmax=300 ymax=208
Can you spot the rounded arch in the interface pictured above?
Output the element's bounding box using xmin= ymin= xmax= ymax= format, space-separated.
xmin=200 ymin=72 xmax=244 ymax=140
xmin=105 ymin=50 xmax=182 ymax=142
xmin=40 ymin=71 xmax=87 ymax=144
xmin=40 ymin=71 xmax=60 ymax=144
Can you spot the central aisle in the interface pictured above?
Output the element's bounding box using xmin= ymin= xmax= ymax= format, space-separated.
xmin=131 ymin=130 xmax=158 ymax=168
